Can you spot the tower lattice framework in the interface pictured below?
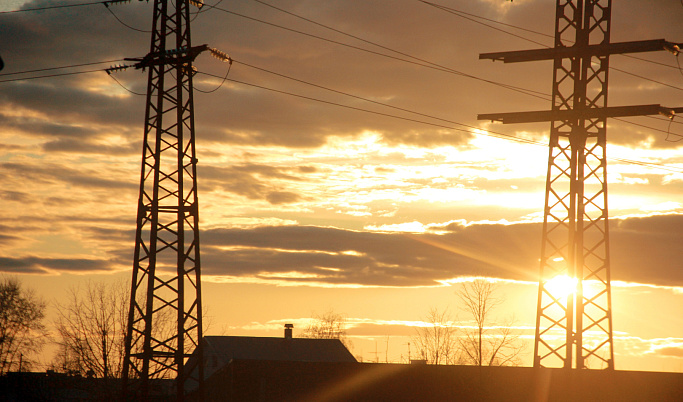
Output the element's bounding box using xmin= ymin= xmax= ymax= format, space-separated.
xmin=538 ymin=0 xmax=613 ymax=370
xmin=479 ymin=0 xmax=682 ymax=369
xmin=122 ymin=0 xmax=204 ymax=398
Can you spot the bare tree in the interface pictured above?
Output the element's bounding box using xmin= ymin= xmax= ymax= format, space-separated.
xmin=0 ymin=276 xmax=47 ymax=374
xmin=412 ymin=307 xmax=458 ymax=365
xmin=456 ymin=279 xmax=524 ymax=366
xmin=52 ymin=280 xmax=128 ymax=378
xmin=301 ymin=310 xmax=352 ymax=350
xmin=53 ymin=279 xmax=191 ymax=380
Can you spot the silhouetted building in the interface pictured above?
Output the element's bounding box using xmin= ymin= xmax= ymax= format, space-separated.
xmin=184 ymin=324 xmax=356 ymax=396
xmin=185 ymin=326 xmax=682 ymax=401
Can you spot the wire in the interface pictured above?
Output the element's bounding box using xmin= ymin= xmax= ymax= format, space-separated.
xmin=191 ymin=0 xmax=223 ymax=21
xmin=613 ymin=117 xmax=683 ymax=140
xmin=241 ymin=0 xmax=683 ymax=141
xmin=198 ymin=70 xmax=683 ymax=173
xmin=421 ymin=1 xmax=555 ymax=40
xmin=664 ymin=116 xmax=681 ymax=142
xmin=1 ymin=1 xmax=151 ymax=34
xmin=103 ymin=2 xmax=150 ymax=33
xmin=233 ymin=59 xmax=490 ymax=134
xmin=0 ymin=1 xmax=103 ymax=14
xmin=0 ymin=59 xmax=124 ymax=77
xmin=198 ymin=71 xmax=546 ymax=146
xmin=233 ymin=58 xmax=683 ymax=141
xmin=1 ymin=56 xmax=678 ymax=140
xmin=0 ymin=58 xmax=679 ymax=172
xmin=195 ymin=61 xmax=232 ymax=93
xmin=0 ymin=68 xmax=103 ymax=83
xmin=420 ymin=0 xmax=551 ymax=48
xmin=243 ymin=2 xmax=682 ymax=138
xmin=1 ymin=0 xmax=680 ymax=155
xmin=107 ymin=71 xmax=146 ymax=95
xmin=421 ymin=0 xmax=683 ymax=88
xmin=201 ymin=3 xmax=550 ymax=101
xmin=643 ymin=114 xmax=683 ymax=127
xmin=610 ymin=65 xmax=683 ymax=92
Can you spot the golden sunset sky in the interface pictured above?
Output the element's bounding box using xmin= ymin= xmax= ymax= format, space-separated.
xmin=1 ymin=0 xmax=682 ymax=372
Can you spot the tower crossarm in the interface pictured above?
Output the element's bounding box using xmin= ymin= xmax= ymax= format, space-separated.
xmin=479 ymin=105 xmax=683 ymax=124
xmin=126 ymin=44 xmax=210 ymax=70
xmin=480 ymin=39 xmax=681 ymax=63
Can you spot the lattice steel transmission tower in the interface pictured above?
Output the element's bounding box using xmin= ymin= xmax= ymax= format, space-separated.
xmin=478 ymin=0 xmax=681 ymax=369
xmin=121 ymin=0 xmax=207 ymax=398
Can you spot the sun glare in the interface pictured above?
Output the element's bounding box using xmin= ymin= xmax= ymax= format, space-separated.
xmin=545 ymin=275 xmax=578 ymax=300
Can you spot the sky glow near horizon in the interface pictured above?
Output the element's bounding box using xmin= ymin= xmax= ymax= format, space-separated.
xmin=1 ymin=0 xmax=682 ymax=372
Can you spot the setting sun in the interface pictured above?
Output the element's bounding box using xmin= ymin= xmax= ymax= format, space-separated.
xmin=545 ymin=274 xmax=579 ymax=301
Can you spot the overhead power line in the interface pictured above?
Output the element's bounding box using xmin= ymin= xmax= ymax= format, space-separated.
xmin=0 ymin=43 xmax=680 ymax=131
xmin=242 ymin=0 xmax=683 ymax=128
xmin=241 ymin=0 xmax=683 ymax=132
xmin=0 ymin=1 xmax=103 ymax=14
xmin=1 ymin=0 xmax=681 ymax=169
xmin=197 ymin=70 xmax=683 ymax=173
xmin=7 ymin=1 xmax=678 ymax=97
xmin=0 ymin=68 xmax=104 ymax=83
xmin=420 ymin=0 xmax=683 ymax=91
xmin=419 ymin=0 xmax=550 ymax=48
xmin=0 ymin=59 xmax=124 ymax=77
xmin=202 ymin=2 xmax=549 ymax=101
xmin=419 ymin=0 xmax=682 ymax=71
xmin=232 ymin=58 xmax=679 ymax=140
xmin=0 ymin=58 xmax=678 ymax=172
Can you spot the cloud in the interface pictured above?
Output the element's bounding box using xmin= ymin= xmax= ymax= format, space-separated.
xmin=2 ymin=212 xmax=678 ymax=288
xmin=196 ymin=213 xmax=683 ymax=287
xmin=1 ymin=162 xmax=137 ymax=190
xmin=655 ymin=346 xmax=683 ymax=358
xmin=200 ymin=163 xmax=309 ymax=204
xmin=266 ymin=191 xmax=301 ymax=204
xmin=0 ymin=256 xmax=117 ymax=274
xmin=0 ymin=234 xmax=22 ymax=246
xmin=1 ymin=0 xmax=683 ymax=290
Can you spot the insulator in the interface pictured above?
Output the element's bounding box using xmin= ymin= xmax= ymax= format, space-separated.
xmin=103 ymin=0 xmax=132 ymax=7
xmin=663 ymin=42 xmax=680 ymax=56
xmin=166 ymin=47 xmax=188 ymax=56
xmin=189 ymin=0 xmax=204 ymax=9
xmin=106 ymin=64 xmax=133 ymax=74
xmin=209 ymin=48 xmax=232 ymax=64
xmin=659 ymin=108 xmax=676 ymax=120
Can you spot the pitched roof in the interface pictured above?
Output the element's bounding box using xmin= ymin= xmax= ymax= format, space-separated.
xmin=187 ymin=335 xmax=356 ymax=383
xmin=203 ymin=335 xmax=356 ymax=364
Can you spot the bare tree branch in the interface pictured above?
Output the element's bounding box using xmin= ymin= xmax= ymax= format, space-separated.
xmin=412 ymin=307 xmax=459 ymax=365
xmin=52 ymin=280 xmax=127 ymax=378
xmin=456 ymin=279 xmax=524 ymax=366
xmin=300 ymin=309 xmax=352 ymax=351
xmin=0 ymin=276 xmax=47 ymax=374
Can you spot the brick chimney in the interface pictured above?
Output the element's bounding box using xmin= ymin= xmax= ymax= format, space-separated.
xmin=284 ymin=323 xmax=293 ymax=339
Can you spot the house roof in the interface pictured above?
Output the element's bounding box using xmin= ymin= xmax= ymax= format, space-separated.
xmin=184 ymin=335 xmax=356 ymax=384
xmin=203 ymin=335 xmax=356 ymax=364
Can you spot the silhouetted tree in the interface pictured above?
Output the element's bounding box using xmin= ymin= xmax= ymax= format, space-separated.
xmin=301 ymin=310 xmax=352 ymax=350
xmin=0 ymin=276 xmax=47 ymax=374
xmin=52 ymin=279 xmax=185 ymax=378
xmin=52 ymin=280 xmax=127 ymax=378
xmin=457 ymin=279 xmax=524 ymax=366
xmin=412 ymin=307 xmax=458 ymax=365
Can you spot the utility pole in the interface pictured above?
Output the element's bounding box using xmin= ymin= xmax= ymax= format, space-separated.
xmin=478 ymin=0 xmax=681 ymax=369
xmin=121 ymin=0 xmax=206 ymax=399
